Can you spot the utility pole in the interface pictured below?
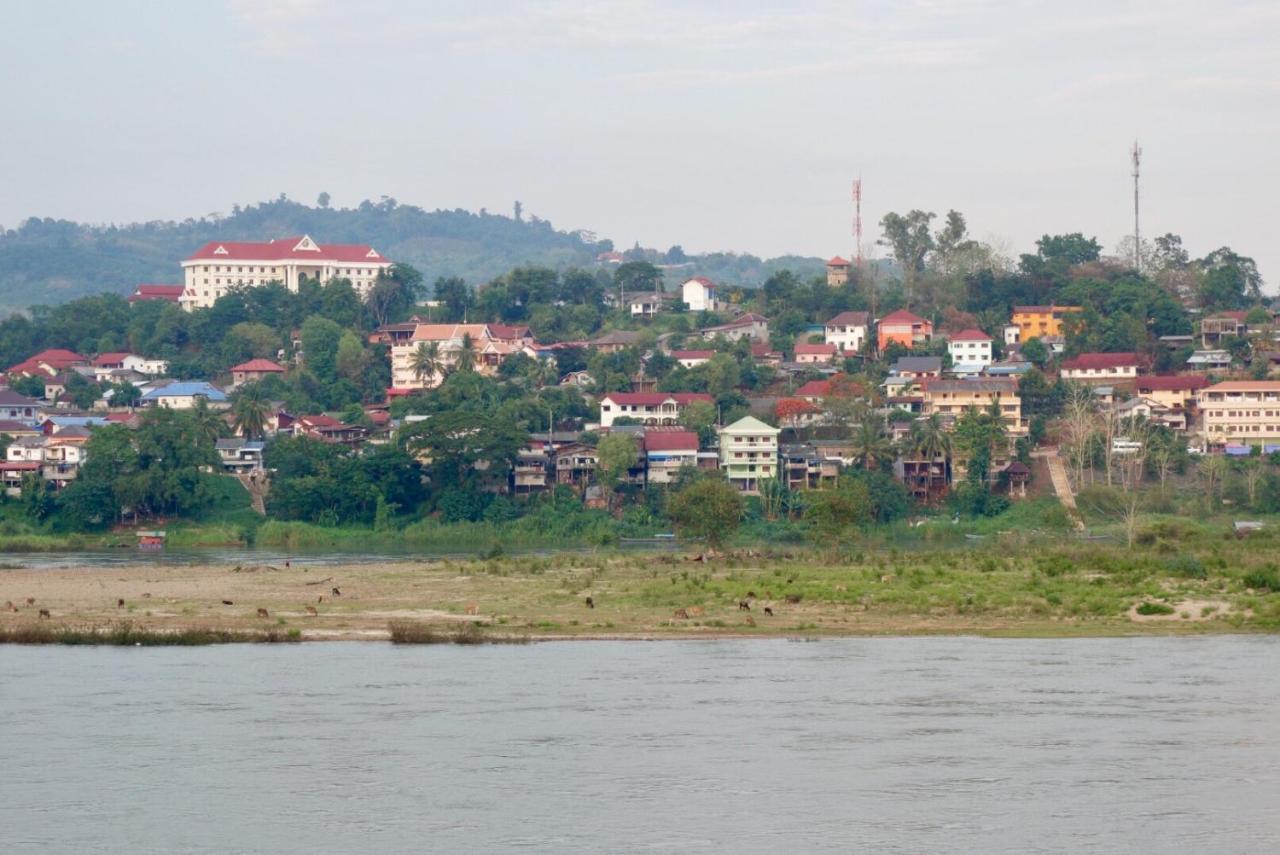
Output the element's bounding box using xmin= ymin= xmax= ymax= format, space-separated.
xmin=1131 ymin=141 xmax=1142 ymax=273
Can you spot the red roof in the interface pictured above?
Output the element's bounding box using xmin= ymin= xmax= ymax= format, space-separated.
xmin=185 ymin=236 xmax=389 ymax=264
xmin=685 ymin=276 xmax=716 ymax=288
xmin=1208 ymin=310 xmax=1249 ymax=322
xmin=826 ymin=311 xmax=869 ymax=326
xmin=1060 ymin=352 xmax=1141 ymax=371
xmin=643 ymin=430 xmax=700 ymax=452
xmin=601 ymin=392 xmax=713 ymax=406
xmin=298 ymin=414 xmax=343 ymax=428
xmin=948 ymin=328 xmax=991 ymax=342
xmin=129 ymin=284 xmax=185 ymax=303
xmin=750 ymin=343 xmax=779 ymax=357
xmin=92 ymin=352 xmax=135 ymax=367
xmin=827 ymin=256 xmax=850 ymax=266
xmin=231 ymin=359 xmax=285 ymax=373
xmin=795 ymin=343 xmax=837 ymax=355
xmin=488 ymin=323 xmax=532 ymax=341
xmin=7 ymin=349 xmax=87 ymax=377
xmin=879 ymin=309 xmax=928 ymax=326
xmin=671 ymin=350 xmax=715 ymax=360
xmin=1136 ymin=374 xmax=1209 ymax=392
xmin=796 ymin=379 xmax=832 ymax=397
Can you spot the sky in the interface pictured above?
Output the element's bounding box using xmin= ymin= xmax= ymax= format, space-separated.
xmin=1 ymin=0 xmax=1277 ymax=283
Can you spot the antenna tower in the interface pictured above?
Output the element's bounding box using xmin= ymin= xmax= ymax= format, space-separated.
xmin=1131 ymin=141 xmax=1142 ymax=273
xmin=852 ymin=178 xmax=864 ymax=268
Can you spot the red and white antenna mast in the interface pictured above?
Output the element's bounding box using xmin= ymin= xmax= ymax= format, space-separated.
xmin=852 ymin=177 xmax=864 ymax=268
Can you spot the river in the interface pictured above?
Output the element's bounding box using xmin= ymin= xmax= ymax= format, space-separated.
xmin=2 ymin=636 xmax=1277 ymax=854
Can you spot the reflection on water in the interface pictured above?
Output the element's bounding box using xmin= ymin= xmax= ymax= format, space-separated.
xmin=2 ymin=637 xmax=1278 ymax=854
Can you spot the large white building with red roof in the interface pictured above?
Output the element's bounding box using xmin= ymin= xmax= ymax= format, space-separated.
xmin=180 ymin=234 xmax=393 ymax=310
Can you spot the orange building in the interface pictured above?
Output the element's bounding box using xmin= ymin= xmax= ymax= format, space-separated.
xmin=877 ymin=309 xmax=933 ymax=351
xmin=1011 ymin=305 xmax=1082 ymax=340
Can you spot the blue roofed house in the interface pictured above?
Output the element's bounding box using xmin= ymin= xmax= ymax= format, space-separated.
xmin=140 ymin=381 xmax=229 ymax=410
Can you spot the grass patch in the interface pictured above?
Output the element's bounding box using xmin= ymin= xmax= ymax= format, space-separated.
xmin=0 ymin=621 xmax=301 ymax=646
xmin=388 ymin=620 xmax=529 ymax=645
xmin=1134 ymin=601 xmax=1176 ymax=616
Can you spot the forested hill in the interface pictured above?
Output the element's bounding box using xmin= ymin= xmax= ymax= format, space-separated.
xmin=0 ymin=197 xmax=826 ymax=313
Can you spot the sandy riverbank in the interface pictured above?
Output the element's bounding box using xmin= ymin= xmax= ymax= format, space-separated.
xmin=1 ymin=548 xmax=1270 ymax=641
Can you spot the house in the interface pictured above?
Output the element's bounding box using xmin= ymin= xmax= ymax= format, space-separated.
xmin=1059 ymin=352 xmax=1142 ymax=383
xmin=921 ymin=377 xmax=1025 ymax=435
xmin=947 ymin=329 xmax=993 ymax=370
xmin=128 ymin=284 xmax=186 ymax=304
xmin=215 ymin=438 xmax=265 ymax=473
xmin=388 ymin=323 xmax=534 ymax=391
xmin=824 ymin=311 xmax=870 ymax=353
xmin=718 ymin=416 xmax=780 ymax=494
xmin=794 ymin=342 xmax=838 ymax=364
xmin=0 ymin=390 xmax=42 ymax=424
xmin=0 ymin=419 xmax=41 ymax=439
xmin=750 ymin=342 xmax=783 ymax=365
xmin=795 ymin=375 xmax=864 ymax=404
xmin=643 ymin=430 xmax=700 ymax=484
xmin=1003 ymin=324 xmax=1021 ymax=346
xmin=626 ymin=291 xmax=672 ymax=318
xmin=91 ymin=353 xmax=168 ymax=378
xmin=597 ymin=392 xmax=713 ymax=428
xmin=180 ymin=235 xmax=393 ymax=310
xmin=1186 ymin=349 xmax=1233 ymax=370
xmin=826 ymin=256 xmax=850 ymax=287
xmin=681 ymin=277 xmax=719 ymax=312
xmin=6 ymin=349 xmax=87 ymax=379
xmin=139 ymin=381 xmax=228 ymax=410
xmin=1135 ymin=375 xmax=1209 ymax=411
xmin=512 ymin=447 xmax=552 ymax=494
xmin=896 ymin=446 xmax=951 ymax=503
xmin=554 ymin=443 xmax=598 ymax=488
xmin=1114 ymin=397 xmax=1187 ymax=432
xmin=877 ymin=310 xmax=933 ymax=351
xmin=230 ymin=358 xmax=286 ymax=387
xmin=588 ymin=330 xmax=643 ymax=353
xmin=890 ymin=356 xmax=943 ymax=380
xmin=1198 ymin=381 xmax=1280 ymax=447
xmin=294 ymin=414 xmax=368 ymax=447
xmin=42 ymin=429 xmax=90 ymax=487
xmin=42 ymin=416 xmax=109 ymax=435
xmin=699 ymin=313 xmax=769 ymax=342
xmin=1011 ymin=305 xmax=1082 ymax=340
xmin=560 ymin=370 xmax=595 ymax=388
xmin=670 ymin=350 xmax=715 ymax=369
xmin=1199 ymin=311 xmax=1248 ymax=348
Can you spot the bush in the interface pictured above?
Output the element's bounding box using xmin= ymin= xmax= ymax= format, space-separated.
xmin=1135 ymin=601 xmax=1175 ymax=615
xmin=1162 ymin=555 xmax=1206 ymax=579
xmin=1243 ymin=566 xmax=1280 ymax=592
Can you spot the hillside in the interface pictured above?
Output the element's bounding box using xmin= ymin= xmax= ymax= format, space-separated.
xmin=0 ymin=197 xmax=829 ymax=313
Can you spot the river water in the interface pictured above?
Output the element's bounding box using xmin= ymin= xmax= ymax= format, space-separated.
xmin=2 ymin=636 xmax=1277 ymax=854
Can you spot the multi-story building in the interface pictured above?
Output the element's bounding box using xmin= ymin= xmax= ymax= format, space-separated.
xmin=1135 ymin=375 xmax=1209 ymax=412
xmin=794 ymin=343 xmax=838 ymax=364
xmin=877 ymin=310 xmax=933 ymax=351
xmin=1198 ymin=381 xmax=1280 ymax=446
xmin=598 ymin=392 xmax=713 ymax=428
xmin=718 ymin=416 xmax=779 ymax=494
xmin=682 ymin=277 xmax=719 ymax=312
xmin=643 ymin=430 xmax=700 ymax=484
xmin=1011 ymin=305 xmax=1082 ymax=341
xmin=824 ymin=311 xmax=870 ymax=353
xmin=1199 ymin=311 xmax=1248 ymax=348
xmin=699 ymin=313 xmax=769 ymax=343
xmin=947 ymin=329 xmax=993 ymax=370
xmin=921 ymin=377 xmax=1025 ymax=435
xmin=388 ymin=323 xmax=535 ymax=391
xmin=180 ymin=235 xmax=393 ymax=310
xmin=1059 ymin=352 xmax=1141 ymax=383
xmin=826 ymin=256 xmax=850 ymax=287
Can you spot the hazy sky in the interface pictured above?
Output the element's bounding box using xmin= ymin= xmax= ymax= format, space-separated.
xmin=2 ymin=1 xmax=1277 ymax=283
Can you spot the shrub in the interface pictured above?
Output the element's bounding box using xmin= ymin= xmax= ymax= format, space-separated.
xmin=1242 ymin=567 xmax=1280 ymax=592
xmin=1135 ymin=601 xmax=1175 ymax=616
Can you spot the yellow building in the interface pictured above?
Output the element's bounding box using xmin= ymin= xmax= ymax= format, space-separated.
xmin=1011 ymin=305 xmax=1082 ymax=340
xmin=1197 ymin=381 xmax=1280 ymax=446
xmin=922 ymin=378 xmax=1025 ymax=435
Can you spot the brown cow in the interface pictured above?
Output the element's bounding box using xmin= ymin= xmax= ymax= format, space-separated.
xmin=687 ymin=606 xmax=705 ymax=618
xmin=26 ymin=597 xmax=35 ymax=606
xmin=763 ymin=606 xmax=774 ymax=617
xmin=784 ymin=594 xmax=802 ymax=604
xmin=584 ymin=596 xmax=594 ymax=609
xmin=38 ymin=609 xmax=50 ymax=619
xmin=673 ymin=608 xmax=689 ymax=619
xmin=304 ymin=606 xmax=318 ymax=617
xmin=744 ymin=616 xmax=756 ymax=627
xmin=331 ymin=587 xmax=341 ymax=597
xmin=117 ymin=598 xmax=125 ymax=609
xmin=256 ymin=608 xmax=269 ymax=619
xmin=222 ymin=599 xmax=234 ymax=606
xmin=464 ymin=603 xmax=479 ymax=616
xmin=4 ymin=601 xmax=15 ymax=612
xmin=738 ymin=600 xmax=751 ymax=612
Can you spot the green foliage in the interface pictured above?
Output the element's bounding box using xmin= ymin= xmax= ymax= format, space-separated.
xmin=667 ymin=476 xmax=744 ymax=549
xmin=807 ymin=478 xmax=872 ymax=546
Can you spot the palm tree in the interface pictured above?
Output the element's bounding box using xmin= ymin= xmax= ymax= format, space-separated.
xmin=906 ymin=414 xmax=952 ymax=468
xmin=454 ymin=333 xmax=477 ymax=373
xmin=849 ymin=412 xmax=893 ymax=471
xmin=190 ymin=397 xmax=226 ymax=447
xmin=409 ymin=341 xmax=444 ymax=385
xmin=232 ymin=388 xmax=271 ymax=440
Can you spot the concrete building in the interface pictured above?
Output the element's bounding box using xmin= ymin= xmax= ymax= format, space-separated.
xmin=1059 ymin=352 xmax=1141 ymax=383
xmin=826 ymin=256 xmax=850 ymax=287
xmin=643 ymin=430 xmax=700 ymax=484
xmin=181 ymin=235 xmax=392 ymax=310
xmin=681 ymin=277 xmax=719 ymax=312
xmin=1011 ymin=305 xmax=1082 ymax=341
xmin=1198 ymin=381 xmax=1280 ymax=446
xmin=824 ymin=311 xmax=870 ymax=353
xmin=699 ymin=313 xmax=769 ymax=343
xmin=921 ymin=377 xmax=1025 ymax=435
xmin=388 ymin=323 xmax=534 ymax=391
xmin=718 ymin=415 xmax=780 ymax=494
xmin=877 ymin=310 xmax=933 ymax=351
xmin=947 ymin=329 xmax=993 ymax=370
xmin=597 ymin=392 xmax=713 ymax=428
xmin=230 ymin=359 xmax=286 ymax=387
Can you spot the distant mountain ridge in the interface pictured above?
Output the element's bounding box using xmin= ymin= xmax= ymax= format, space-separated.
xmin=0 ymin=197 xmax=829 ymax=313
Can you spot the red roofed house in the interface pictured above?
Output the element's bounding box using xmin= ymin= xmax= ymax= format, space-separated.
xmin=794 ymin=342 xmax=838 ymax=364
xmin=1135 ymin=375 xmax=1210 ymax=411
xmin=946 ymin=329 xmax=993 ymax=369
xmin=6 ymin=349 xmax=87 ymax=380
xmin=180 ymin=235 xmax=393 ymax=311
xmin=91 ymin=352 xmax=170 ymax=379
xmin=796 ymin=374 xmax=865 ymax=403
xmin=699 ymin=312 xmax=769 ymax=343
xmin=826 ymin=256 xmax=850 ymax=287
xmin=230 ymin=358 xmax=286 ymax=387
xmin=598 ymin=392 xmax=713 ymax=428
xmin=824 ymin=311 xmax=870 ymax=353
xmin=388 ymin=323 xmax=536 ymax=391
xmin=643 ymin=430 xmax=701 ymax=484
xmin=681 ymin=276 xmax=719 ymax=312
xmin=1059 ymin=352 xmax=1143 ymax=383
xmin=877 ymin=310 xmax=934 ymax=351
xmin=294 ymin=414 xmax=368 ymax=447
xmin=670 ymin=350 xmax=715 ymax=369
xmin=129 ymin=284 xmax=185 ymax=304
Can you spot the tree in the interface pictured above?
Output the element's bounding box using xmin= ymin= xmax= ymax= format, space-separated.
xmin=334 ymin=331 xmax=366 ymax=383
xmin=366 ymin=263 xmax=423 ymax=326
xmin=454 ymin=333 xmax=477 ymax=373
xmin=807 ymin=478 xmax=872 ymax=550
xmin=614 ymin=261 xmax=662 ymax=295
xmin=399 ymin=410 xmax=528 ymax=491
xmin=849 ymin=411 xmax=893 ymax=471
xmin=596 ymin=433 xmax=639 ymax=509
xmin=1020 ymin=336 xmax=1048 ymax=367
xmin=317 ymin=192 xmax=331 ymax=208
xmin=300 ymin=316 xmax=343 ymax=383
xmin=666 ymin=477 xmax=743 ymax=551
xmin=932 ymin=210 xmax=977 ymax=274
xmin=879 ymin=210 xmax=935 ymax=307
xmin=232 ymin=386 xmax=271 ymax=439
xmin=410 ymin=341 xmax=444 ymax=385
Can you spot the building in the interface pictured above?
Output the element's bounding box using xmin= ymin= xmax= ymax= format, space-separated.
xmin=1198 ymin=381 xmax=1280 ymax=446
xmin=388 ymin=323 xmax=534 ymax=391
xmin=824 ymin=311 xmax=870 ymax=353
xmin=215 ymin=438 xmax=265 ymax=473
xmin=128 ymin=284 xmax=185 ymax=304
xmin=554 ymin=443 xmax=598 ymax=488
xmin=718 ymin=416 xmax=780 ymax=494
xmin=6 ymin=349 xmax=87 ymax=380
xmin=1186 ymin=349 xmax=1233 ymax=371
xmin=699 ymin=313 xmax=769 ymax=343
xmin=1003 ymin=324 xmax=1021 ymax=346
xmin=626 ymin=292 xmax=672 ymax=318
xmin=890 ymin=356 xmax=943 ymax=380
xmin=681 ymin=277 xmax=719 ymax=312
xmin=947 ymin=329 xmax=993 ymax=370
xmin=1011 ymin=305 xmax=1082 ymax=340
xmin=91 ymin=353 xmax=168 ymax=378
xmin=877 ymin=310 xmax=933 ymax=351
xmin=1114 ymin=397 xmax=1187 ymax=432
xmin=180 ymin=235 xmax=393 ymax=310
xmin=0 ymin=390 xmax=42 ymax=424
xmin=587 ymin=330 xmax=643 ymax=353
xmin=1059 ymin=352 xmax=1141 ymax=383
xmin=139 ymin=381 xmax=228 ymax=409
xmin=598 ymin=392 xmax=713 ymax=428
xmin=826 ymin=256 xmax=850 ymax=287
xmin=670 ymin=350 xmax=715 ymax=369
xmin=1199 ymin=311 xmax=1248 ymax=348
xmin=794 ymin=343 xmax=838 ymax=364
xmin=230 ymin=359 xmax=286 ymax=387
xmin=294 ymin=414 xmax=368 ymax=447
xmin=1135 ymin=375 xmax=1209 ymax=411
xmin=921 ymin=377 xmax=1025 ymax=435
xmin=643 ymin=430 xmax=700 ymax=484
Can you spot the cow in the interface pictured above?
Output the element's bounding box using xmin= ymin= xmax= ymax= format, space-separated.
xmin=222 ymin=599 xmax=234 ymax=606
xmin=687 ymin=606 xmax=705 ymax=618
xmin=673 ymin=608 xmax=689 ymax=619
xmin=784 ymin=594 xmax=802 ymax=604
xmin=763 ymin=606 xmax=774 ymax=617
xmin=5 ymin=601 xmax=16 ymax=612
xmin=331 ymin=587 xmax=342 ymax=597
xmin=38 ymin=609 xmax=50 ymax=619
xmin=117 ymin=598 xmax=125 ymax=609
xmin=738 ymin=600 xmax=751 ymax=612
xmin=305 ymin=606 xmax=318 ymax=617
xmin=464 ymin=603 xmax=479 ymax=616
xmin=585 ymin=596 xmax=594 ymax=609
xmin=25 ymin=597 xmax=35 ymax=606
xmin=256 ymin=608 xmax=269 ymax=619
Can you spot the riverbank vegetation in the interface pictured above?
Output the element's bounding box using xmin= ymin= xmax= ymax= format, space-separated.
xmin=0 ymin=621 xmax=300 ymax=645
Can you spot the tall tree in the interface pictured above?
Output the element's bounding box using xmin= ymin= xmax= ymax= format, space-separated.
xmin=879 ymin=210 xmax=936 ymax=307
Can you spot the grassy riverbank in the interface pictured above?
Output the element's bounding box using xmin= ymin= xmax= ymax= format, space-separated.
xmin=2 ymin=526 xmax=1278 ymax=641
